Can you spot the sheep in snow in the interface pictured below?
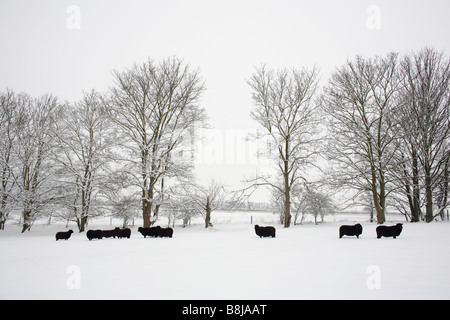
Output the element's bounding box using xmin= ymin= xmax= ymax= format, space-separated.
xmin=339 ymin=223 xmax=363 ymax=238
xmin=254 ymin=225 xmax=276 ymax=238
xmin=101 ymin=229 xmax=117 ymax=239
xmin=114 ymin=227 xmax=131 ymax=239
xmin=86 ymin=229 xmax=103 ymax=241
xmin=158 ymin=227 xmax=173 ymax=238
xmin=55 ymin=230 xmax=74 ymax=241
xmin=138 ymin=226 xmax=160 ymax=238
xmin=376 ymin=223 xmax=403 ymax=239
xmin=138 ymin=226 xmax=173 ymax=238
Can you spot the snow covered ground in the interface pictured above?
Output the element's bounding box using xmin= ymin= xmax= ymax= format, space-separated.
xmin=1 ymin=211 xmax=450 ymax=300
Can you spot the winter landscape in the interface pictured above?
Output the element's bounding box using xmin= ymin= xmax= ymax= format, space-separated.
xmin=2 ymin=211 xmax=450 ymax=300
xmin=1 ymin=1 xmax=450 ymax=301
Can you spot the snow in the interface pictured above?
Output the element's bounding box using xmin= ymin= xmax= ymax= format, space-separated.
xmin=1 ymin=211 xmax=450 ymax=300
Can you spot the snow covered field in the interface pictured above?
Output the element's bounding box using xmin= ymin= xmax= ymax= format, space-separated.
xmin=1 ymin=211 xmax=450 ymax=300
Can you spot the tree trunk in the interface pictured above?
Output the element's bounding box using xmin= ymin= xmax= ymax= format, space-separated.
xmin=425 ymin=164 xmax=434 ymax=222
xmin=79 ymin=214 xmax=88 ymax=232
xmin=283 ymin=171 xmax=291 ymax=228
xmin=143 ymin=200 xmax=152 ymax=228
xmin=142 ymin=174 xmax=155 ymax=228
xmin=369 ymin=197 xmax=374 ymax=223
xmin=411 ymin=150 xmax=421 ymax=222
xmin=379 ymin=177 xmax=387 ymax=224
xmin=1 ymin=193 xmax=9 ymax=231
xmin=370 ymin=163 xmax=386 ymax=224
xmin=283 ymin=139 xmax=291 ymax=228
xmin=205 ymin=196 xmax=212 ymax=228
xmin=79 ymin=185 xmax=89 ymax=232
xmin=205 ymin=207 xmax=211 ymax=228
xmin=403 ymin=148 xmax=421 ymax=222
xmin=21 ymin=208 xmax=32 ymax=233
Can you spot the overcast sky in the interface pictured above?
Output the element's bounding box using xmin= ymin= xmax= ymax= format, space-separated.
xmin=1 ymin=0 xmax=449 ymax=199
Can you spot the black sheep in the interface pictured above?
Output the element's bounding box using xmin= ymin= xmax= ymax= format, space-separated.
xmin=86 ymin=229 xmax=103 ymax=241
xmin=114 ymin=227 xmax=131 ymax=239
xmin=376 ymin=223 xmax=403 ymax=239
xmin=339 ymin=223 xmax=363 ymax=238
xmin=55 ymin=230 xmax=73 ymax=241
xmin=158 ymin=227 xmax=173 ymax=238
xmin=254 ymin=225 xmax=276 ymax=238
xmin=138 ymin=226 xmax=160 ymax=238
xmin=101 ymin=229 xmax=117 ymax=239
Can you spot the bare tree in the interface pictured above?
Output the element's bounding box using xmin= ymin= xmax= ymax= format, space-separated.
xmin=391 ymin=134 xmax=423 ymax=222
xmin=247 ymin=65 xmax=320 ymax=228
xmin=302 ymin=187 xmax=335 ymax=225
xmin=397 ymin=48 xmax=450 ymax=222
xmin=13 ymin=93 xmax=61 ymax=232
xmin=322 ymin=53 xmax=402 ymax=224
xmin=179 ymin=179 xmax=226 ymax=228
xmin=163 ymin=183 xmax=197 ymax=228
xmin=0 ymin=90 xmax=20 ymax=230
xmin=53 ymin=90 xmax=112 ymax=232
xmin=108 ymin=57 xmax=206 ymax=228
xmin=269 ymin=181 xmax=286 ymax=225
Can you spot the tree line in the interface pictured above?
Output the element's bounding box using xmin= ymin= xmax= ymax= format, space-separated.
xmin=322 ymin=48 xmax=449 ymax=224
xmin=0 ymin=57 xmax=208 ymax=232
xmin=0 ymin=48 xmax=448 ymax=232
xmin=240 ymin=47 xmax=448 ymax=226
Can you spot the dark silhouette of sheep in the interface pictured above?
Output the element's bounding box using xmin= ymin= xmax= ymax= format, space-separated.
xmin=114 ymin=227 xmax=131 ymax=239
xmin=339 ymin=223 xmax=363 ymax=238
xmin=86 ymin=229 xmax=103 ymax=241
xmin=376 ymin=223 xmax=403 ymax=239
xmin=55 ymin=230 xmax=73 ymax=241
xmin=101 ymin=229 xmax=117 ymax=239
xmin=158 ymin=227 xmax=173 ymax=238
xmin=254 ymin=225 xmax=276 ymax=238
xmin=138 ymin=226 xmax=160 ymax=238
xmin=138 ymin=226 xmax=173 ymax=238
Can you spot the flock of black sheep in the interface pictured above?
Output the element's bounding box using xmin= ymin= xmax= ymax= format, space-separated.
xmin=55 ymin=226 xmax=174 ymax=241
xmin=55 ymin=223 xmax=403 ymax=241
xmin=339 ymin=223 xmax=403 ymax=239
